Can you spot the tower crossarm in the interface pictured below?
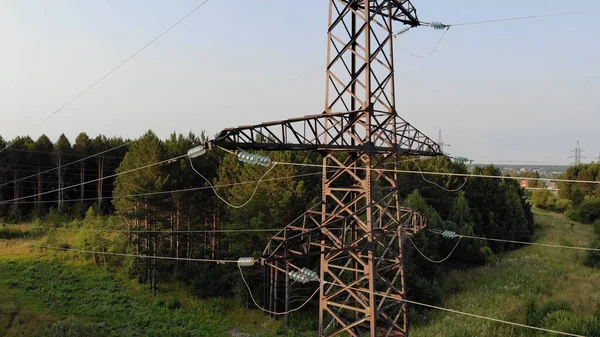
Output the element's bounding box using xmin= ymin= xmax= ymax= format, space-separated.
xmin=208 ymin=111 xmax=443 ymax=156
xmin=339 ymin=0 xmax=420 ymax=26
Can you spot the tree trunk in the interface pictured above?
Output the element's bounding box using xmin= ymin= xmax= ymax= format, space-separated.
xmin=97 ymin=155 xmax=104 ymax=211
xmin=13 ymin=170 xmax=18 ymax=215
xmin=57 ymin=152 xmax=63 ymax=213
xmin=37 ymin=166 xmax=42 ymax=215
xmin=80 ymin=161 xmax=85 ymax=204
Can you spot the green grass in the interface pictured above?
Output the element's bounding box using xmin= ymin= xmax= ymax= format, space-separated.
xmin=0 ymin=238 xmax=282 ymax=337
xmin=410 ymin=209 xmax=600 ymax=337
xmin=4 ymin=209 xmax=597 ymax=336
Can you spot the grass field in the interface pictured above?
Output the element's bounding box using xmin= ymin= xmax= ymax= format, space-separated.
xmin=0 ymin=235 xmax=282 ymax=337
xmin=1 ymin=209 xmax=598 ymax=336
xmin=411 ymin=209 xmax=600 ymax=337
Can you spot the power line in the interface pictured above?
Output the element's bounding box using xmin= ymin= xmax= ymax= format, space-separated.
xmin=431 ymin=229 xmax=600 ymax=253
xmin=0 ymin=154 xmax=188 ymax=204
xmin=238 ymin=264 xmax=320 ymax=315
xmin=189 ymin=156 xmax=277 ymax=209
xmin=34 ymin=0 xmax=212 ymax=128
xmin=447 ymin=9 xmax=600 ymax=27
xmin=408 ymin=236 xmax=462 ymax=263
xmin=411 ymin=159 xmax=470 ymax=192
xmin=274 ymin=161 xmax=600 ymax=185
xmin=321 ymin=281 xmax=585 ymax=337
xmin=29 ymin=227 xmax=285 ymax=234
xmin=0 ymin=136 xmax=146 ymax=188
xmin=0 ymin=238 xmax=240 ymax=264
xmin=5 ymin=170 xmax=326 ymax=205
xmin=395 ymin=26 xmax=451 ymax=58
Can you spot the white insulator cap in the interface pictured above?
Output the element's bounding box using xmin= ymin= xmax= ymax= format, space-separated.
xmin=237 ymin=257 xmax=256 ymax=267
xmin=187 ymin=145 xmax=206 ymax=159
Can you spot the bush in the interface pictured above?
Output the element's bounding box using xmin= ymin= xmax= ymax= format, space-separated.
xmin=209 ymin=298 xmax=227 ymax=315
xmin=584 ymin=240 xmax=600 ymax=269
xmin=526 ymin=298 xmax=572 ymax=326
xmin=532 ymin=189 xmax=555 ymax=210
xmin=576 ymin=197 xmax=600 ymax=224
xmin=166 ymin=296 xmax=181 ymax=310
xmin=571 ymin=189 xmax=585 ymax=207
xmin=540 ymin=310 xmax=600 ymax=336
xmin=594 ymin=220 xmax=600 ymax=236
xmin=554 ymin=198 xmax=572 ymax=213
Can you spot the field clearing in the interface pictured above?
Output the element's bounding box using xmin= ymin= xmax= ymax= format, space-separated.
xmin=411 ymin=209 xmax=600 ymax=337
xmin=0 ymin=234 xmax=282 ymax=337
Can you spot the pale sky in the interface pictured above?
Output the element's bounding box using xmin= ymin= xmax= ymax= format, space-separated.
xmin=1 ymin=0 xmax=599 ymax=164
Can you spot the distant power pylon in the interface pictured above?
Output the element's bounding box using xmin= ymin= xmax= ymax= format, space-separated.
xmin=596 ymin=150 xmax=600 ymax=163
xmin=569 ymin=140 xmax=586 ymax=165
xmin=438 ymin=130 xmax=450 ymax=155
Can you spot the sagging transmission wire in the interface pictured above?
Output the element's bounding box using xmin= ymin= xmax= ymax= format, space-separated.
xmin=188 ymin=156 xmax=277 ymax=209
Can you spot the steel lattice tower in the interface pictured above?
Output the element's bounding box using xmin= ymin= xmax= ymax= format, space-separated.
xmin=569 ymin=140 xmax=585 ymax=165
xmin=207 ymin=1 xmax=443 ymax=335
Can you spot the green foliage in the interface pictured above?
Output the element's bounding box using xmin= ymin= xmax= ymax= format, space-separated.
xmin=532 ymin=189 xmax=556 ymax=210
xmin=571 ymin=189 xmax=586 ymax=207
xmin=0 ymin=226 xmax=45 ymax=240
xmin=558 ymin=163 xmax=600 ymax=200
xmin=540 ymin=310 xmax=600 ymax=336
xmin=576 ymin=197 xmax=600 ymax=224
xmin=554 ymin=198 xmax=572 ymax=213
xmin=525 ymin=298 xmax=572 ymax=326
xmin=0 ymin=260 xmax=233 ymax=337
xmin=584 ymin=240 xmax=600 ymax=269
xmin=595 ymin=220 xmax=600 ymax=236
xmin=38 ymin=318 xmax=108 ymax=337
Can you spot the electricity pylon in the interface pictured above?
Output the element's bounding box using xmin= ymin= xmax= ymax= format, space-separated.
xmin=206 ymin=1 xmax=443 ymax=335
xmin=569 ymin=140 xmax=585 ymax=165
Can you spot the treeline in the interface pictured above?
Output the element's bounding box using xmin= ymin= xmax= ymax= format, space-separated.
xmin=0 ymin=133 xmax=131 ymax=219
xmin=533 ymin=163 xmax=600 ymax=224
xmin=0 ymin=131 xmax=534 ymax=326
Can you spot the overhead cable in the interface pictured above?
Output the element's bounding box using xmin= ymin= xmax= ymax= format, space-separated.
xmin=411 ymin=159 xmax=470 ymax=192
xmin=189 ymin=157 xmax=277 ymax=209
xmin=448 ymin=9 xmax=600 ymax=27
xmin=0 ymin=136 xmax=149 ymax=188
xmin=0 ymin=239 xmax=239 ymax=264
xmin=395 ymin=26 xmax=450 ymax=58
xmin=32 ymin=227 xmax=285 ymax=234
xmin=274 ymin=161 xmax=600 ymax=185
xmin=4 ymin=170 xmax=326 ymax=205
xmin=0 ymin=154 xmax=188 ymax=204
xmin=35 ymin=0 xmax=212 ymax=127
xmin=431 ymin=229 xmax=600 ymax=252
xmin=408 ymin=236 xmax=462 ymax=263
xmin=321 ymin=281 xmax=585 ymax=337
xmin=238 ymin=264 xmax=320 ymax=315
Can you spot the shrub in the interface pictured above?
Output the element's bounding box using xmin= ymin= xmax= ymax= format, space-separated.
xmin=526 ymin=298 xmax=572 ymax=325
xmin=541 ymin=310 xmax=600 ymax=336
xmin=584 ymin=240 xmax=600 ymax=269
xmin=554 ymin=198 xmax=572 ymax=213
xmin=532 ymin=189 xmax=555 ymax=210
xmin=209 ymin=297 xmax=227 ymax=315
xmin=576 ymin=197 xmax=600 ymax=224
xmin=167 ymin=296 xmax=181 ymax=310
xmin=571 ymin=189 xmax=585 ymax=207
xmin=594 ymin=220 xmax=600 ymax=236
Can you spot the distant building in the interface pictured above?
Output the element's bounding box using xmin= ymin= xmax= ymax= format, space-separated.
xmin=520 ymin=179 xmax=529 ymax=188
